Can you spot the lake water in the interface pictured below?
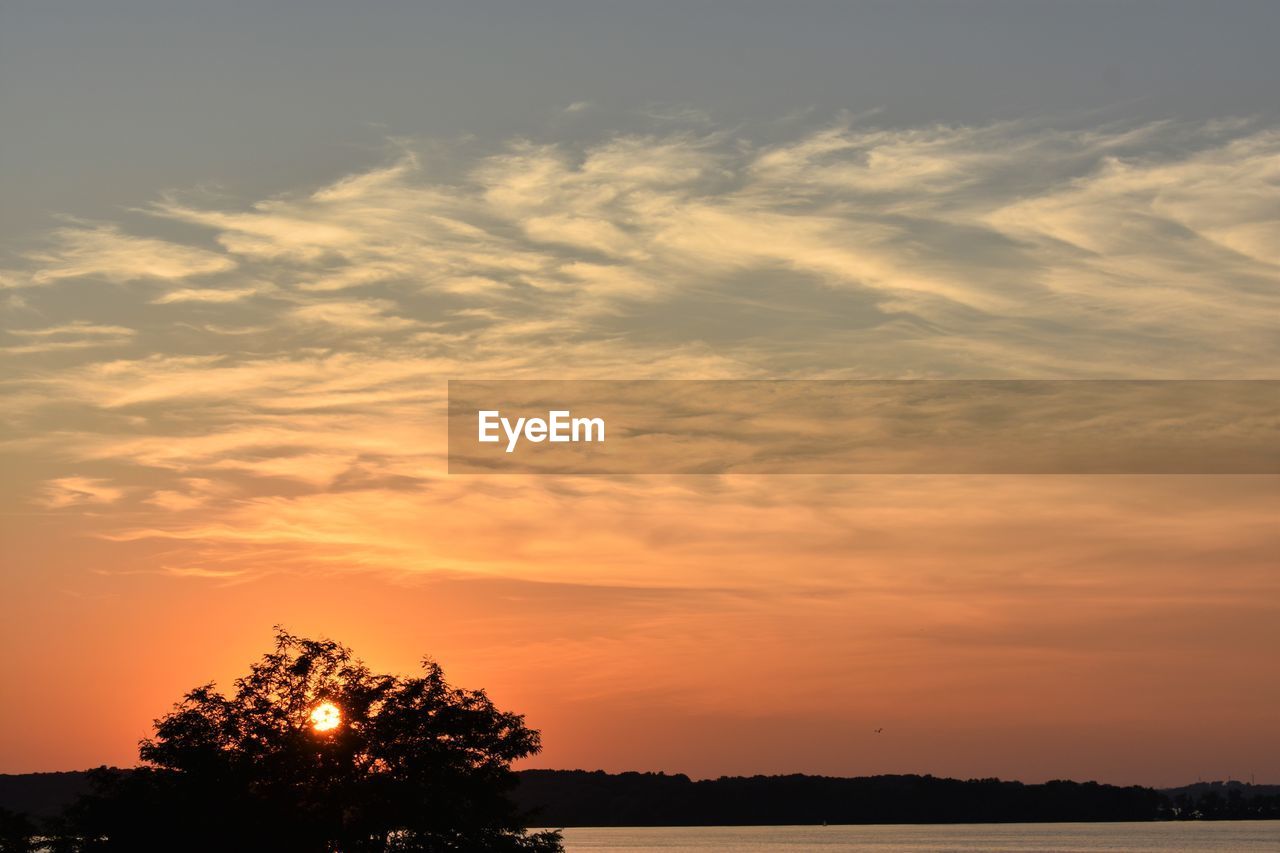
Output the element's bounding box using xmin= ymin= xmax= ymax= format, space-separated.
xmin=558 ymin=821 xmax=1280 ymax=852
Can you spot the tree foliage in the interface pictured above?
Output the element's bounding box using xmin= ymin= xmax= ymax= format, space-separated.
xmin=54 ymin=630 xmax=561 ymax=852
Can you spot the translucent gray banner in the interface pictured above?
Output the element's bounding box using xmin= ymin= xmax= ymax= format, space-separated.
xmin=447 ymin=380 xmax=1280 ymax=474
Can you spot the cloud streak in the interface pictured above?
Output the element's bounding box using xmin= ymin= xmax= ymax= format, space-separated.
xmin=16 ymin=222 xmax=236 ymax=286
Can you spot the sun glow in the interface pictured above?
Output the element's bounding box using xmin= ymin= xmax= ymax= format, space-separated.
xmin=310 ymin=702 xmax=341 ymax=733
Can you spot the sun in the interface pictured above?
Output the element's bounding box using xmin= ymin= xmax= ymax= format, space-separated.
xmin=310 ymin=702 xmax=341 ymax=733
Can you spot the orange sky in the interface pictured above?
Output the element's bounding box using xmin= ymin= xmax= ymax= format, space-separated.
xmin=3 ymin=471 xmax=1277 ymax=784
xmin=2 ymin=118 xmax=1278 ymax=786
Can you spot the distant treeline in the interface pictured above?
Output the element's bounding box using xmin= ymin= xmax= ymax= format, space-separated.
xmin=2 ymin=769 xmax=1278 ymax=829
xmin=511 ymin=771 xmax=1280 ymax=826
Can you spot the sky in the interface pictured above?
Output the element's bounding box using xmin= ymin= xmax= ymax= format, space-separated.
xmin=1 ymin=1 xmax=1278 ymax=785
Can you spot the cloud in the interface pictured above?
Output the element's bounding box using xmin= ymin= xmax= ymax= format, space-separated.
xmin=287 ymin=299 xmax=417 ymax=331
xmin=126 ymin=118 xmax=1280 ymax=377
xmin=3 ymin=321 xmax=137 ymax=354
xmin=152 ymin=282 xmax=274 ymax=304
xmin=144 ymin=477 xmax=233 ymax=511
xmin=9 ymin=323 xmax=135 ymax=338
xmin=160 ymin=566 xmax=249 ymax=580
xmin=21 ymin=223 xmax=236 ymax=285
xmin=39 ymin=476 xmax=126 ymax=508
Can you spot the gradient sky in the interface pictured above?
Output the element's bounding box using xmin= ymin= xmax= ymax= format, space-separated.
xmin=1 ymin=1 xmax=1278 ymax=785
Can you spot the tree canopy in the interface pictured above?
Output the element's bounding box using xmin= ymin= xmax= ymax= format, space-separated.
xmin=52 ymin=630 xmax=562 ymax=852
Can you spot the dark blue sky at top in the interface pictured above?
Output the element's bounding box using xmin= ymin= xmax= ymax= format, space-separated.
xmin=2 ymin=0 xmax=1277 ymax=245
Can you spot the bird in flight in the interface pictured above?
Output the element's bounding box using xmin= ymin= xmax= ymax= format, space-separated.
xmin=873 ymin=728 xmax=884 ymax=734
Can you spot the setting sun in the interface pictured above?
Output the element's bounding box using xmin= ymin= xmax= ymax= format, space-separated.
xmin=310 ymin=702 xmax=341 ymax=733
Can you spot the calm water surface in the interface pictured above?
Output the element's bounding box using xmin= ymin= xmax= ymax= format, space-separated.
xmin=558 ymin=821 xmax=1280 ymax=852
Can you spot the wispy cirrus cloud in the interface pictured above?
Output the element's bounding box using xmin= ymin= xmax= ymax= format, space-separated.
xmin=38 ymin=476 xmax=127 ymax=509
xmin=4 ymin=321 xmax=136 ymax=354
xmin=110 ymin=117 xmax=1278 ymax=379
xmin=151 ymin=282 xmax=274 ymax=304
xmin=3 ymin=113 xmax=1278 ymax=591
xmin=16 ymin=222 xmax=236 ymax=286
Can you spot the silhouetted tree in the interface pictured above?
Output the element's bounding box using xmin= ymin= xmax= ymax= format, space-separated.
xmin=53 ymin=629 xmax=561 ymax=852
